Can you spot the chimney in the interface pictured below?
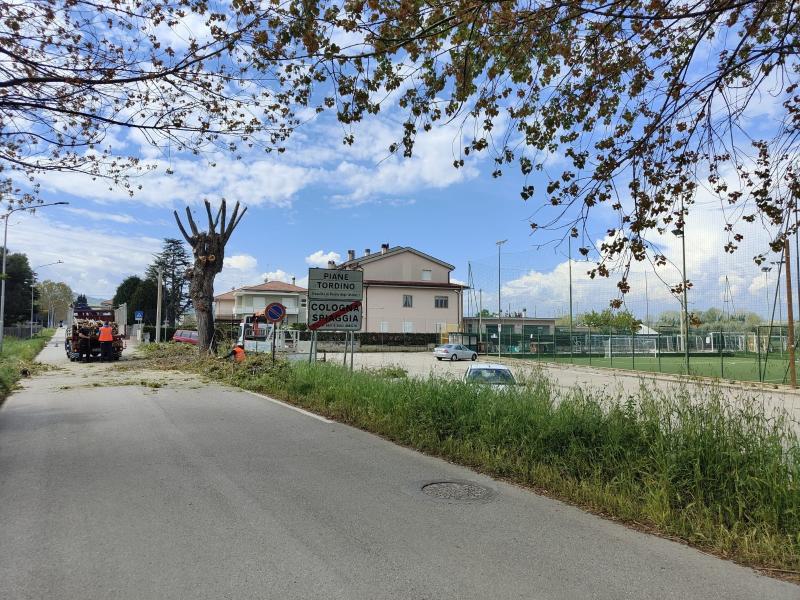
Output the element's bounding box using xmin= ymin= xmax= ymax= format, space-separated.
xmin=291 ymin=276 xmax=296 ymax=286
xmin=381 ymin=243 xmax=389 ymax=254
xmin=364 ymin=248 xmax=371 ymax=256
xmin=347 ymin=249 xmax=355 ymax=261
xmin=327 ymin=260 xmax=336 ymax=269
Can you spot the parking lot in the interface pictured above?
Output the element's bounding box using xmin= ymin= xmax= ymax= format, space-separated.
xmin=345 ymin=350 xmax=800 ymax=423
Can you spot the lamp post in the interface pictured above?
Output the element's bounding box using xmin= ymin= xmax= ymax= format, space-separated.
xmin=672 ymin=220 xmax=690 ymax=375
xmin=762 ymin=266 xmax=772 ymax=321
xmin=0 ymin=202 xmax=69 ymax=353
xmin=496 ymin=239 xmax=507 ymax=357
xmin=29 ymin=260 xmax=64 ymax=337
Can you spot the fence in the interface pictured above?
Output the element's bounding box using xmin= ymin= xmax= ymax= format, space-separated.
xmin=481 ymin=325 xmax=798 ymax=384
xmin=4 ymin=324 xmax=43 ymax=339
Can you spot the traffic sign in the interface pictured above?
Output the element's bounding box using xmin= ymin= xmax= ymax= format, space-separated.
xmin=308 ymin=299 xmax=362 ymax=331
xmin=134 ymin=310 xmax=144 ymax=321
xmin=307 ymin=268 xmax=364 ymax=331
xmin=265 ymin=302 xmax=286 ymax=323
xmin=308 ymin=268 xmax=363 ymax=300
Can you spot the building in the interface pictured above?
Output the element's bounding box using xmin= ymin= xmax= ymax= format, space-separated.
xmin=462 ymin=316 xmax=557 ymax=339
xmin=213 ymin=280 xmax=307 ymax=325
xmin=336 ymin=244 xmax=465 ymax=334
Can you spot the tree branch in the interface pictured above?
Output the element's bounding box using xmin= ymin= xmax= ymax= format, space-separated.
xmin=204 ymin=199 xmax=215 ymax=234
xmin=185 ymin=206 xmax=200 ymax=237
xmin=173 ymin=211 xmax=193 ymax=244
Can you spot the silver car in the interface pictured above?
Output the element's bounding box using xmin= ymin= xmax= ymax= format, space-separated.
xmin=433 ymin=344 xmax=477 ymax=361
xmin=463 ymin=363 xmax=517 ymax=386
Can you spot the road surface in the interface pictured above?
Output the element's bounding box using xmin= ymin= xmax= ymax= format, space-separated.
xmin=0 ymin=330 xmax=796 ymax=599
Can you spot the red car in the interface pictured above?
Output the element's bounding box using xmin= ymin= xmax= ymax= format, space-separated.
xmin=172 ymin=330 xmax=199 ymax=345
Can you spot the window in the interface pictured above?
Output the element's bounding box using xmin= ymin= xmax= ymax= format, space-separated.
xmin=435 ymin=296 xmax=449 ymax=309
xmin=300 ymin=297 xmax=307 ymax=307
xmin=421 ymin=269 xmax=432 ymax=281
xmin=402 ymin=295 xmax=413 ymax=308
xmin=402 ymin=321 xmax=414 ymax=333
xmin=380 ymin=321 xmax=389 ymax=333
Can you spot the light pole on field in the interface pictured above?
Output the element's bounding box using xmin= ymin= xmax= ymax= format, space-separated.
xmin=28 ymin=260 xmax=64 ymax=337
xmin=0 ymin=202 xmax=69 ymax=353
xmin=671 ymin=211 xmax=689 ymax=375
xmin=496 ymin=239 xmax=507 ymax=357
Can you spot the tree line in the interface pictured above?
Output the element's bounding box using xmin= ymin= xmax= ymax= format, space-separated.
xmin=112 ymin=239 xmax=192 ymax=327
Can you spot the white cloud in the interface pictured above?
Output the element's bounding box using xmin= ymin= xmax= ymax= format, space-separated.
xmin=64 ymin=207 xmax=137 ymax=224
xmin=305 ymin=250 xmax=341 ymax=267
xmin=224 ymin=254 xmax=258 ymax=271
xmin=262 ymin=269 xmax=294 ymax=283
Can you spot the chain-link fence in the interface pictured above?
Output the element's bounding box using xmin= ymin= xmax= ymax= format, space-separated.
xmin=476 ymin=325 xmax=797 ymax=384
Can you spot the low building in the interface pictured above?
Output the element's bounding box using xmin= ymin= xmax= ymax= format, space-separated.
xmin=336 ymin=244 xmax=465 ymax=334
xmin=462 ymin=316 xmax=557 ymax=339
xmin=213 ymin=280 xmax=307 ymax=325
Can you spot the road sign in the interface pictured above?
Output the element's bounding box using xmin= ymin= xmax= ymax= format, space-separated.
xmin=308 ymin=268 xmax=363 ymax=301
xmin=134 ymin=310 xmax=144 ymax=321
xmin=307 ymin=268 xmax=364 ymax=331
xmin=265 ymin=302 xmax=286 ymax=323
xmin=308 ymin=300 xmax=362 ymax=331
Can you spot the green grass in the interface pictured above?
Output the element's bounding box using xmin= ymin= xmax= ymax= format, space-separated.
xmin=0 ymin=329 xmax=54 ymax=403
xmin=137 ymin=343 xmax=800 ymax=575
xmin=506 ymin=353 xmax=795 ymax=384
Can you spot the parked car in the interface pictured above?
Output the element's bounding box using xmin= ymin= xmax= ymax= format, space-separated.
xmin=172 ymin=330 xmax=199 ymax=345
xmin=434 ymin=344 xmax=477 ymax=361
xmin=463 ymin=363 xmax=517 ymax=386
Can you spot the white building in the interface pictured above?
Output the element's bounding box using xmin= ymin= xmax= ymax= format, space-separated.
xmin=213 ymin=281 xmax=307 ymax=325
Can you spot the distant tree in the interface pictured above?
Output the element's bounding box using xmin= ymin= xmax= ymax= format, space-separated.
xmin=113 ymin=276 xmax=143 ymax=323
xmin=35 ymin=280 xmax=73 ymax=325
xmin=146 ymin=239 xmax=192 ymax=328
xmin=478 ymin=309 xmax=494 ymax=318
xmin=75 ymin=294 xmax=88 ymax=307
xmin=1 ymin=252 xmax=34 ymax=325
xmin=578 ymin=308 xmax=640 ymax=332
xmin=128 ymin=280 xmax=158 ymax=326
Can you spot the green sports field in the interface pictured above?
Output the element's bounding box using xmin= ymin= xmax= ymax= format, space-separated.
xmin=506 ymin=353 xmax=795 ymax=384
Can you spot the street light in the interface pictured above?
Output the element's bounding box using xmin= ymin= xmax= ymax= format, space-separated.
xmin=29 ymin=260 xmax=64 ymax=337
xmin=0 ymin=202 xmax=69 ymax=353
xmin=496 ymin=239 xmax=507 ymax=358
xmin=672 ymin=221 xmax=689 ymax=375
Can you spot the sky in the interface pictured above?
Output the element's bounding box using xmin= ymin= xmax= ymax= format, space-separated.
xmin=8 ymin=26 xmax=792 ymax=322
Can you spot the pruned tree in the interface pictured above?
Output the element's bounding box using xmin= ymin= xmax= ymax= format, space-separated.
xmin=174 ymin=199 xmax=246 ymax=352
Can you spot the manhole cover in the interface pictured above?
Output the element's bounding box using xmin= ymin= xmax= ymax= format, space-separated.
xmin=421 ymin=481 xmax=492 ymax=502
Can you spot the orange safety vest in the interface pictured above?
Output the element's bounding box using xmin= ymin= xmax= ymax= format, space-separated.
xmin=98 ymin=326 xmax=114 ymax=342
xmin=233 ymin=347 xmax=245 ymax=362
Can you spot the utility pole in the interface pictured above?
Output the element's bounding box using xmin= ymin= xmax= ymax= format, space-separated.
xmin=568 ymin=236 xmax=573 ymax=361
xmin=156 ymin=267 xmax=163 ymax=343
xmin=785 ymin=238 xmax=796 ymax=387
xmin=478 ymin=289 xmax=483 ymax=348
xmin=496 ymin=239 xmax=507 ymax=357
xmin=645 ymin=271 xmax=650 ymax=328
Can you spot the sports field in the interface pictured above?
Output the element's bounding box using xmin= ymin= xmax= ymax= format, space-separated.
xmin=506 ymin=353 xmax=795 ymax=384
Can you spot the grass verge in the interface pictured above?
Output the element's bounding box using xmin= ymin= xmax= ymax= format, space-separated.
xmin=0 ymin=329 xmax=55 ymax=404
xmin=136 ymin=343 xmax=800 ymax=577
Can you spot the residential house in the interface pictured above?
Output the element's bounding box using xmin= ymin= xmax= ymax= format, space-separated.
xmin=336 ymin=244 xmax=465 ymax=334
xmin=213 ymin=280 xmax=307 ymax=325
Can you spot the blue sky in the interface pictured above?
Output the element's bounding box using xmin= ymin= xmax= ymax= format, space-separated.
xmin=10 ymin=70 xmax=789 ymax=321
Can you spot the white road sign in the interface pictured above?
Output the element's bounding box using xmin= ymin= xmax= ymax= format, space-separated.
xmin=308 ymin=268 xmax=363 ymax=300
xmin=307 ymin=268 xmax=364 ymax=331
xmin=308 ymin=299 xmax=362 ymax=331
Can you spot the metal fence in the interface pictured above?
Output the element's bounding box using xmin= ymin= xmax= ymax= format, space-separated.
xmin=478 ymin=326 xmax=797 ymax=384
xmin=4 ymin=324 xmax=43 ymax=339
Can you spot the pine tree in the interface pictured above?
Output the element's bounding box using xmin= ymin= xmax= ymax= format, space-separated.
xmin=146 ymin=239 xmax=192 ymax=328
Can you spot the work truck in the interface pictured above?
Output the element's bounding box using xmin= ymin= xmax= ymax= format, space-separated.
xmin=65 ymin=307 xmax=125 ymax=361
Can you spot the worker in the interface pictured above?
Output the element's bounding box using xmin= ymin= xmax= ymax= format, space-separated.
xmin=98 ymin=321 xmax=114 ymax=362
xmin=223 ymin=343 xmax=246 ymax=363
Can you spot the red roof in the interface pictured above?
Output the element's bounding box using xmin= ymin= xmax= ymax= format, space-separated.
xmin=214 ymin=280 xmax=306 ymax=301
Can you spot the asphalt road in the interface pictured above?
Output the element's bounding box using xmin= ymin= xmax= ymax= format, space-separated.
xmin=0 ymin=330 xmax=796 ymax=599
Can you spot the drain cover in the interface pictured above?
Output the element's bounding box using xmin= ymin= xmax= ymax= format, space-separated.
xmin=421 ymin=480 xmax=493 ymax=502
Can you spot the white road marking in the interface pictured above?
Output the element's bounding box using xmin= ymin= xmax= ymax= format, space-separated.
xmin=243 ymin=390 xmax=333 ymax=423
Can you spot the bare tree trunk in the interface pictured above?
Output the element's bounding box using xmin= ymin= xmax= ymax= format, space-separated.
xmin=174 ymin=199 xmax=247 ymax=354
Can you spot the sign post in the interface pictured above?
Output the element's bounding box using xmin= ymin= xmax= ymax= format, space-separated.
xmin=307 ymin=268 xmax=363 ymax=367
xmin=265 ymin=302 xmax=286 ymax=364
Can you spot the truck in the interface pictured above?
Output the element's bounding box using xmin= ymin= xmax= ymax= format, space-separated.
xmin=237 ymin=310 xmax=309 ymax=359
xmin=65 ymin=307 xmax=125 ymax=362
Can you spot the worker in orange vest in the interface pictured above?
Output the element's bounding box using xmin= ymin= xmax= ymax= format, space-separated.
xmin=98 ymin=321 xmax=114 ymax=362
xmin=223 ymin=343 xmax=246 ymax=363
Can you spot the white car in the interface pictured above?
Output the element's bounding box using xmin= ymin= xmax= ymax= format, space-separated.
xmin=433 ymin=344 xmax=478 ymax=361
xmin=463 ymin=363 xmax=517 ymax=386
